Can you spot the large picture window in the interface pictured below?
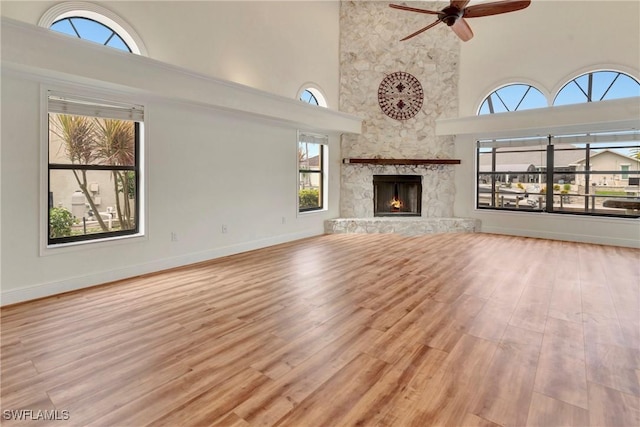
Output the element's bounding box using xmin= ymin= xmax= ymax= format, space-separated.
xmin=477 ymin=130 xmax=640 ymax=218
xmin=298 ymin=133 xmax=327 ymax=212
xmin=47 ymin=93 xmax=144 ymax=245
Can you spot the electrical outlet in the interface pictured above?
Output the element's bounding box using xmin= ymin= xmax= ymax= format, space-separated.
xmin=171 ymin=232 xmax=178 ymax=241
xmin=221 ymin=224 xmax=228 ymax=234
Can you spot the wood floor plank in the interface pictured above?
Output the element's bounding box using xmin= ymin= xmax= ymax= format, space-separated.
xmin=526 ymin=392 xmax=589 ymax=427
xmin=533 ymin=317 xmax=588 ymax=409
xmin=472 ymin=325 xmax=543 ymax=427
xmin=588 ymin=381 xmax=640 ymax=427
xmin=1 ymin=233 xmax=638 ymax=426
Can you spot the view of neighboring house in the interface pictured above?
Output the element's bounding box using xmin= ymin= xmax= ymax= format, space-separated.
xmin=573 ymin=149 xmax=640 ymax=187
xmin=479 ymin=145 xmax=640 ymax=190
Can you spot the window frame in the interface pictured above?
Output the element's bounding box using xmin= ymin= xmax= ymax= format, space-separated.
xmin=476 ymin=132 xmax=640 ymax=219
xmin=297 ymin=84 xmax=328 ymax=108
xmin=41 ymin=87 xmax=147 ymax=253
xmin=39 ymin=2 xmax=147 ymax=55
xmin=553 ymin=70 xmax=640 ymax=106
xmin=297 ymin=132 xmax=328 ymax=214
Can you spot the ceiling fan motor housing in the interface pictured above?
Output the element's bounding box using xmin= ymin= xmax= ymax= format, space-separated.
xmin=440 ymin=6 xmax=463 ymax=26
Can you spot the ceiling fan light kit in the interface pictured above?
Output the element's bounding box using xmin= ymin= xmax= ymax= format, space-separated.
xmin=389 ymin=0 xmax=531 ymax=42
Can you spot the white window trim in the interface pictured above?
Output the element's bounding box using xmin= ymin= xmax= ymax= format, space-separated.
xmin=297 ymin=131 xmax=329 ymax=216
xmin=38 ymin=2 xmax=148 ymax=55
xmin=40 ymin=85 xmax=148 ymax=256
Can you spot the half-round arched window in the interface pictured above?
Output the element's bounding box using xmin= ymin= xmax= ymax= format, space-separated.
xmin=554 ymin=70 xmax=640 ymax=106
xmin=478 ymin=84 xmax=547 ymax=115
xmin=39 ymin=2 xmax=147 ymax=55
xmin=300 ymin=89 xmax=319 ymax=106
xmin=298 ymin=85 xmax=328 ymax=108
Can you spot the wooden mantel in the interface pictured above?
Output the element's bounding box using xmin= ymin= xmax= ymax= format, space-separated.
xmin=343 ymin=158 xmax=461 ymax=165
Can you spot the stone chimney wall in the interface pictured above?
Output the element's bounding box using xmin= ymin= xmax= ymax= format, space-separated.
xmin=339 ymin=1 xmax=460 ymax=218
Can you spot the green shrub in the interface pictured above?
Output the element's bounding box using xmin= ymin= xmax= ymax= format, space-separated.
xmin=563 ymin=183 xmax=571 ymax=191
xmin=299 ymin=188 xmax=320 ymax=209
xmin=49 ymin=207 xmax=74 ymax=238
xmin=553 ymin=184 xmax=561 ymax=191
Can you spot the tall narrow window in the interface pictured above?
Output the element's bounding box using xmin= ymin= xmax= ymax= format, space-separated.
xmin=47 ymin=93 xmax=144 ymax=245
xmin=298 ymin=133 xmax=327 ymax=212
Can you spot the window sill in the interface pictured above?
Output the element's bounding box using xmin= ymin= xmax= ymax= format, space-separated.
xmin=41 ymin=232 xmax=146 ymax=257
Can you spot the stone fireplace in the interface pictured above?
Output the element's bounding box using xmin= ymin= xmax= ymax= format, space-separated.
xmin=325 ymin=2 xmax=480 ymax=235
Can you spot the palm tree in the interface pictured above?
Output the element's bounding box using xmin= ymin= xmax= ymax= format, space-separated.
xmin=94 ymin=119 xmax=135 ymax=229
xmin=50 ymin=114 xmax=109 ymax=231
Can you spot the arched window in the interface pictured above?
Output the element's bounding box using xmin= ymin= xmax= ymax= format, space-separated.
xmin=554 ymin=70 xmax=640 ymax=106
xmin=478 ymin=84 xmax=547 ymax=115
xmin=300 ymin=89 xmax=319 ymax=106
xmin=39 ymin=2 xmax=147 ymax=55
xmin=298 ymin=86 xmax=328 ymax=107
xmin=51 ymin=17 xmax=131 ymax=52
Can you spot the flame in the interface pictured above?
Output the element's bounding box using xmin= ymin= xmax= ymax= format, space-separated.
xmin=390 ymin=197 xmax=402 ymax=210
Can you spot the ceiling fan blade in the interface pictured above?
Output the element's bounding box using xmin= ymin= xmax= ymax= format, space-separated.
xmin=464 ymin=0 xmax=531 ymax=18
xmin=450 ymin=0 xmax=471 ymax=10
xmin=400 ymin=19 xmax=443 ymax=41
xmin=389 ymin=4 xmax=441 ymax=16
xmin=451 ymin=18 xmax=474 ymax=41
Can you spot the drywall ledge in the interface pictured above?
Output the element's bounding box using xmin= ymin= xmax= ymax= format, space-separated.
xmin=0 ymin=17 xmax=362 ymax=135
xmin=436 ymin=97 xmax=640 ymax=139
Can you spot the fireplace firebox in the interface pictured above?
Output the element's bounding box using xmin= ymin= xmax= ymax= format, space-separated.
xmin=373 ymin=175 xmax=422 ymax=217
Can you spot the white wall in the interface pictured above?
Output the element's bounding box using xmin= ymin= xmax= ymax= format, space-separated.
xmin=451 ymin=0 xmax=640 ymax=248
xmin=0 ymin=1 xmax=340 ymax=107
xmin=0 ymin=16 xmax=358 ymax=305
xmin=458 ymin=0 xmax=640 ymax=115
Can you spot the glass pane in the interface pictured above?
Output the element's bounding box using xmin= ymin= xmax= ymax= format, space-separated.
xmin=479 ymin=85 xmax=546 ymax=115
xmin=299 ymin=172 xmax=321 ymax=210
xmin=49 ymin=169 xmax=137 ymax=238
xmin=600 ymin=74 xmax=640 ymax=100
xmin=106 ymin=34 xmax=131 ymax=52
xmin=555 ymin=71 xmax=640 ymax=105
xmin=50 ymin=19 xmax=78 ymax=37
xmin=298 ymin=142 xmax=321 ymax=171
xmin=300 ymin=89 xmax=319 ymax=105
xmin=50 ymin=17 xmax=131 ymax=52
xmin=71 ymin=17 xmax=114 ymax=45
xmin=478 ymin=146 xmax=545 ymax=209
xmin=49 ymin=114 xmax=136 ymax=166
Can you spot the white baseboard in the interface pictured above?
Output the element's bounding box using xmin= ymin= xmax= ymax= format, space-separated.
xmin=1 ymin=230 xmax=320 ymax=306
xmin=480 ymin=225 xmax=640 ymax=248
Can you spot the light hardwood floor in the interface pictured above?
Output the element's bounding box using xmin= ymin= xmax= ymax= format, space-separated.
xmin=1 ymin=233 xmax=639 ymax=426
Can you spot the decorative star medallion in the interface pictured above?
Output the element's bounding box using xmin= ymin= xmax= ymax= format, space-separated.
xmin=378 ymin=71 xmax=424 ymax=120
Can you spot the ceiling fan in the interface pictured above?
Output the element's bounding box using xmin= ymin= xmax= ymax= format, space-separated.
xmin=389 ymin=0 xmax=531 ymax=42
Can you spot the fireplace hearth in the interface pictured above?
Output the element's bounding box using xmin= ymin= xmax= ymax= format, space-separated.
xmin=373 ymin=175 xmax=422 ymax=217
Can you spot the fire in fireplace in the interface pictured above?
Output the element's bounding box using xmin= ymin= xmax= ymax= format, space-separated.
xmin=373 ymin=175 xmax=422 ymax=217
